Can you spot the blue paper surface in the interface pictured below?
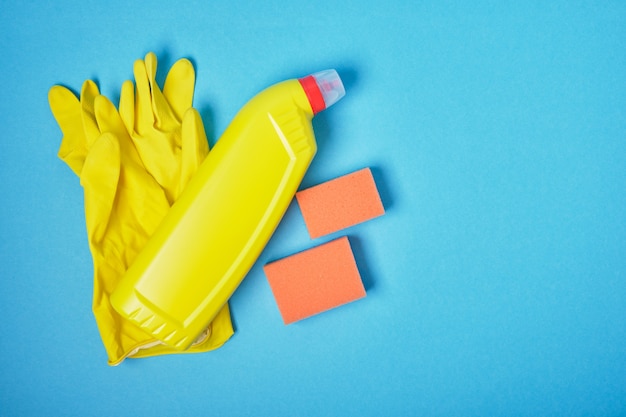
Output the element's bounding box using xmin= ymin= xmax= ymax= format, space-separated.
xmin=1 ymin=1 xmax=625 ymax=416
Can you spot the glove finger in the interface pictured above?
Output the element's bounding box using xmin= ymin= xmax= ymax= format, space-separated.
xmin=144 ymin=52 xmax=179 ymax=131
xmin=94 ymin=94 xmax=148 ymax=173
xmin=133 ymin=58 xmax=154 ymax=135
xmin=80 ymin=132 xmax=121 ymax=244
xmin=119 ymin=80 xmax=135 ymax=135
xmin=163 ymin=57 xmax=195 ymax=120
xmin=93 ymin=94 xmax=128 ymax=139
xmin=48 ymin=85 xmax=87 ymax=176
xmin=179 ymin=108 xmax=209 ymax=194
xmin=80 ymin=80 xmax=102 ymax=149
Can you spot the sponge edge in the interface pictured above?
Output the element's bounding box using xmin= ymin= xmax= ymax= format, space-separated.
xmin=263 ymin=236 xmax=366 ymax=325
xmin=296 ymin=167 xmax=385 ymax=239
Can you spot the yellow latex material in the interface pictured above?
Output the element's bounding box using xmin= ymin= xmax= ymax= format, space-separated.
xmin=119 ymin=52 xmax=201 ymax=204
xmin=49 ymin=53 xmax=233 ymax=365
xmin=111 ymin=78 xmax=318 ymax=350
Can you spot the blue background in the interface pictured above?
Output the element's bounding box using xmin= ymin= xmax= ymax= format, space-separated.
xmin=1 ymin=1 xmax=625 ymax=416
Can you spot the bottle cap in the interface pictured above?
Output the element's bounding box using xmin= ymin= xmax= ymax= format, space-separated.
xmin=299 ymin=69 xmax=345 ymax=114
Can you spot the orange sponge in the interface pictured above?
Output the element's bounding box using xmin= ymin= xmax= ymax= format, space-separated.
xmin=263 ymin=236 xmax=366 ymax=324
xmin=296 ymin=167 xmax=385 ymax=239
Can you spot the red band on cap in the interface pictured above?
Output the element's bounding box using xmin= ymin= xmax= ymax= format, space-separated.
xmin=298 ymin=75 xmax=325 ymax=114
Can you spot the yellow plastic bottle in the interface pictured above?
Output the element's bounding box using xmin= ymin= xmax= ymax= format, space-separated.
xmin=110 ymin=70 xmax=345 ymax=350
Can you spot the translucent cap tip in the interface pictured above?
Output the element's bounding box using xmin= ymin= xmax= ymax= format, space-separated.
xmin=299 ymin=69 xmax=345 ymax=114
xmin=312 ymin=69 xmax=345 ymax=109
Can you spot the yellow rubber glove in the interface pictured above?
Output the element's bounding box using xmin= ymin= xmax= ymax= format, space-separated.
xmin=49 ymin=55 xmax=234 ymax=365
xmin=120 ymin=52 xmax=204 ymax=204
